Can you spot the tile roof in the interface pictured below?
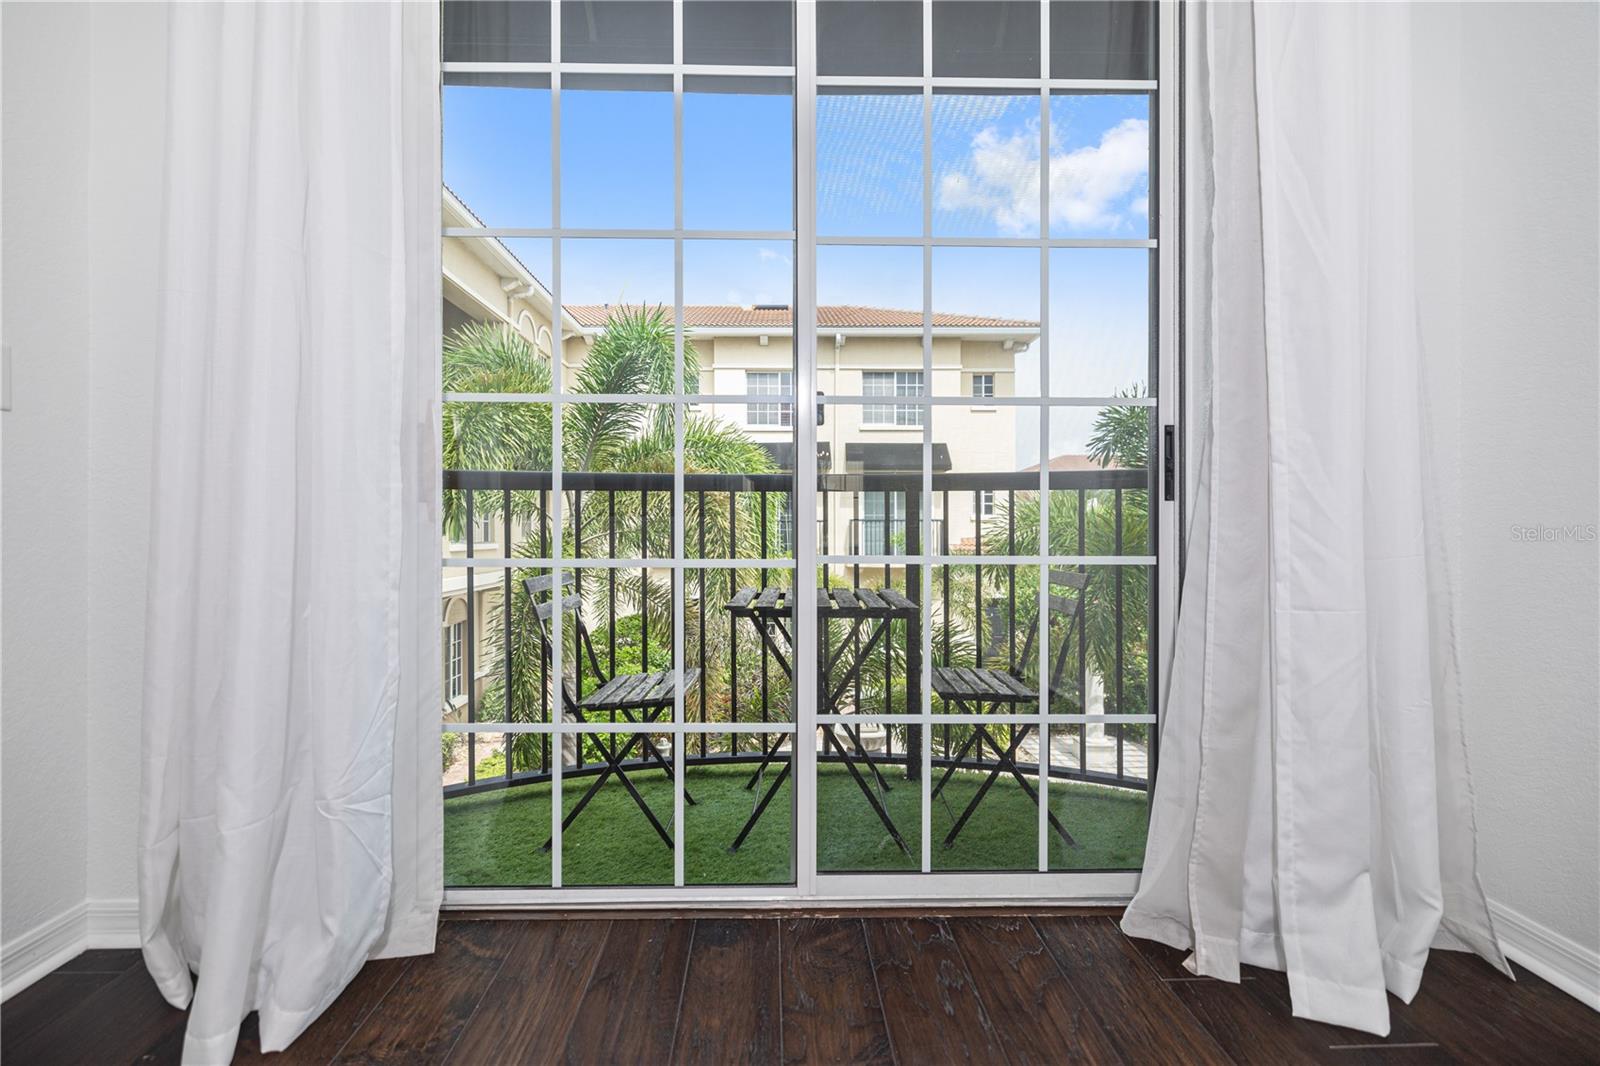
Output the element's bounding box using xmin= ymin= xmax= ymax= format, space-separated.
xmin=1021 ymin=454 xmax=1123 ymax=472
xmin=561 ymin=303 xmax=1038 ymax=330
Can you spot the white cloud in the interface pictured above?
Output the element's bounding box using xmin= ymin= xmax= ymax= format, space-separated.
xmin=936 ymin=117 xmax=1149 ymax=234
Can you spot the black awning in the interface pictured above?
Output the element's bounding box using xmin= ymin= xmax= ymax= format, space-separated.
xmin=758 ymin=441 xmax=832 ymax=472
xmin=843 ymin=442 xmax=952 ymax=473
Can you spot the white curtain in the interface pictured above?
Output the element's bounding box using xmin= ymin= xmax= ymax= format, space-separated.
xmin=1123 ymin=2 xmax=1510 ymax=1036
xmin=138 ymin=3 xmax=442 ymax=1063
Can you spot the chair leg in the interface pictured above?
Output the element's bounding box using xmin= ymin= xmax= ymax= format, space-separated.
xmin=823 ymin=726 xmax=910 ymax=855
xmin=975 ymin=724 xmax=1079 ymax=850
xmin=543 ymin=765 xmax=612 ymax=852
xmin=841 ymin=722 xmax=893 ymax=793
xmin=743 ymin=733 xmax=787 ymax=790
xmin=729 ymin=760 xmax=791 ymax=852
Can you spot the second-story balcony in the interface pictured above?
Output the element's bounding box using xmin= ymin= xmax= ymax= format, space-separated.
xmin=440 ymin=465 xmax=1154 ymax=888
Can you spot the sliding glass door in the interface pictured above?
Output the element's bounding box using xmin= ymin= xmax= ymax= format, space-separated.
xmin=439 ymin=0 xmax=1174 ymax=903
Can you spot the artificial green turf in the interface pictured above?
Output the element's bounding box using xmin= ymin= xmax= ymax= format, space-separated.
xmin=443 ymin=763 xmax=1148 ymax=887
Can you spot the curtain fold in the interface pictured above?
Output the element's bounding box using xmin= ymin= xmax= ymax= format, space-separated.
xmin=138 ymin=4 xmax=442 ymax=1063
xmin=1122 ymin=1 xmax=1509 ymax=1037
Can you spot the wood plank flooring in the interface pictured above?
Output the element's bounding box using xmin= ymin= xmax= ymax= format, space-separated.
xmin=4 ymin=913 xmax=1597 ymax=1065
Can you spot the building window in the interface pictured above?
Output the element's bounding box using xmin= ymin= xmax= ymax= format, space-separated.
xmin=862 ymin=371 xmax=924 ymax=426
xmin=979 ymin=490 xmax=996 ymax=517
xmin=446 ymin=621 xmax=465 ymax=701
xmin=971 ymin=373 xmax=995 ymax=399
xmin=747 ymin=371 xmax=794 ymax=427
xmin=475 ymin=512 xmax=496 ymax=548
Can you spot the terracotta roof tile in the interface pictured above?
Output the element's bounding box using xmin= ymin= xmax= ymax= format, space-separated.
xmin=561 ymin=303 xmax=1037 ymax=330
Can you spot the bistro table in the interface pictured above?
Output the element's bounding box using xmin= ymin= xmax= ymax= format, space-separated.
xmin=722 ymin=585 xmax=921 ymax=854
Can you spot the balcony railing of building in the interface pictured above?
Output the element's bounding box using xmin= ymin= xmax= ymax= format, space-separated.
xmin=442 ymin=467 xmax=1153 ymax=799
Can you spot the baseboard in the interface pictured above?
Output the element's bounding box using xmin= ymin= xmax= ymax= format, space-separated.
xmin=1491 ymin=899 xmax=1600 ymax=1012
xmin=1 ymin=902 xmax=88 ymax=1002
xmin=87 ymin=898 xmax=141 ymax=949
xmin=1 ymin=898 xmax=141 ymax=1002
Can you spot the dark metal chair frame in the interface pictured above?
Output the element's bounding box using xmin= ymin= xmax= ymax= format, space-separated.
xmin=523 ymin=574 xmax=701 ymax=851
xmin=930 ymin=568 xmax=1091 ymax=850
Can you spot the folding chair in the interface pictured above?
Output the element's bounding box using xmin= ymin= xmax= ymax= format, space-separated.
xmin=930 ymin=568 xmax=1090 ymax=849
xmin=523 ymin=574 xmax=701 ymax=850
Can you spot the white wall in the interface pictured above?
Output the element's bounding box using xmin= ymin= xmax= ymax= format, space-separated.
xmin=1413 ymin=1 xmax=1600 ymax=1002
xmin=2 ymin=0 xmax=94 ymax=971
xmin=84 ymin=0 xmax=166 ymax=926
xmin=2 ymin=1 xmax=164 ymax=992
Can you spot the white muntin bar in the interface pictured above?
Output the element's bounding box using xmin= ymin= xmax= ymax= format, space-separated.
xmin=445 ymin=227 xmax=795 ymax=240
xmin=792 ymin=0 xmax=820 ymax=899
xmin=672 ymin=0 xmax=687 ymax=889
xmin=548 ymin=0 xmax=564 ymax=889
xmin=919 ymin=0 xmax=936 ymax=874
xmin=1038 ymin=0 xmax=1053 ymax=874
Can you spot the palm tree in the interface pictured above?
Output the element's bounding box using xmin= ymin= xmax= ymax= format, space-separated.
xmin=444 ymin=309 xmax=784 ymax=774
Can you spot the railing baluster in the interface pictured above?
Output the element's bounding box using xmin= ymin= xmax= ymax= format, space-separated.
xmin=760 ymin=490 xmax=770 ymax=726
xmin=539 ymin=490 xmax=548 ymax=772
xmin=698 ymin=490 xmax=707 ymax=759
xmin=729 ymin=490 xmax=739 ymax=752
xmin=465 ymin=490 xmax=476 ymax=786
xmin=504 ymin=487 xmax=513 ymax=787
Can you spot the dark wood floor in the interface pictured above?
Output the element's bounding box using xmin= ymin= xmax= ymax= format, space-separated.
xmin=5 ymin=911 xmax=1597 ymax=1065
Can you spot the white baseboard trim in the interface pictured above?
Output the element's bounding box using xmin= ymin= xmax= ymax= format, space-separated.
xmin=1 ymin=902 xmax=89 ymax=1002
xmin=1491 ymin=899 xmax=1600 ymax=1012
xmin=87 ymin=898 xmax=141 ymax=949
xmin=1 ymin=898 xmax=141 ymax=1002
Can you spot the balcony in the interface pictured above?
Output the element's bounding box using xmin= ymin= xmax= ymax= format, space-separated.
xmin=441 ymin=465 xmax=1152 ymax=887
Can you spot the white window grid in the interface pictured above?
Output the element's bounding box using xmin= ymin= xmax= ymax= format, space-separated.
xmin=972 ymin=372 xmax=995 ymax=399
xmin=439 ymin=0 xmax=1177 ymax=902
xmin=447 ymin=621 xmax=465 ymax=701
xmin=746 ymin=370 xmax=795 ymax=426
xmin=861 ymin=370 xmax=925 ymax=426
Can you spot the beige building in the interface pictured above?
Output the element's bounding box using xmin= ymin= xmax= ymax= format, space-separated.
xmin=440 ymin=189 xmax=1037 ymax=717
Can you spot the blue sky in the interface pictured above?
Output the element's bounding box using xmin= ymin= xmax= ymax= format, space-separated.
xmin=445 ymin=82 xmax=1151 ymax=427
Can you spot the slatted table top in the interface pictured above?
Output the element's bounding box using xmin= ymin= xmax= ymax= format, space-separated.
xmin=724 ymin=585 xmax=918 ymax=618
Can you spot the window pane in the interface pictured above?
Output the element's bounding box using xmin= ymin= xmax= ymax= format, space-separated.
xmin=560 ymin=238 xmax=676 ymax=393
xmin=1050 ymin=0 xmax=1156 ymax=80
xmin=562 ymin=401 xmax=677 ymax=559
xmin=444 ymin=74 xmax=552 ymax=230
xmin=444 ymin=731 xmax=555 ymax=887
xmin=1047 ymin=93 xmax=1151 ymax=239
xmin=932 ymin=1 xmax=1040 ymax=78
xmin=932 ymin=245 xmax=1040 ymax=398
xmin=559 ymin=0 xmax=671 ymax=64
xmin=1046 ymin=405 xmax=1154 ymax=556
xmin=443 ymin=0 xmax=551 ymax=63
xmin=932 ymin=90 xmax=1042 ymax=238
xmin=686 ymin=730 xmax=796 ymax=885
xmin=817 ymin=0 xmax=923 ymax=77
xmin=444 ymin=238 xmax=555 ymax=393
xmin=685 ymin=80 xmax=794 ymax=230
xmin=560 ymin=75 xmax=673 ymax=229
xmin=931 ymin=405 xmax=1039 ymax=556
xmin=683 ymin=0 xmax=794 ymax=66
xmin=1047 ymin=248 xmax=1151 ymax=397
xmin=818 ymin=89 xmax=924 ymax=237
xmin=816 ymin=245 xmax=924 ymax=418
xmin=683 ymin=239 xmax=795 ymax=397
xmin=1048 ymin=723 xmax=1149 ymax=869
xmin=1047 ymin=564 xmax=1152 ymax=718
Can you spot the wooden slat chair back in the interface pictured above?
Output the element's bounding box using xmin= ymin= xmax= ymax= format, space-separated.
xmin=521 ymin=573 xmax=700 ymax=715
xmin=935 ymin=568 xmax=1090 ymax=710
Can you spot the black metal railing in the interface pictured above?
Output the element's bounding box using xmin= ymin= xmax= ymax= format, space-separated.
xmin=441 ymin=467 xmax=1153 ymax=798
